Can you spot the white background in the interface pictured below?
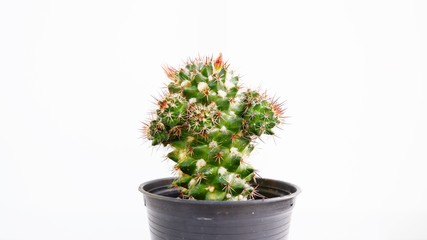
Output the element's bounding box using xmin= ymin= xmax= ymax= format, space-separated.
xmin=1 ymin=0 xmax=426 ymax=239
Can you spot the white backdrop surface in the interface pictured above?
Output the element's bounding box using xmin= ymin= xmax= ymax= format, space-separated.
xmin=1 ymin=0 xmax=427 ymax=239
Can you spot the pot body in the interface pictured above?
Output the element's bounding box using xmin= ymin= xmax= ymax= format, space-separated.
xmin=139 ymin=178 xmax=300 ymax=240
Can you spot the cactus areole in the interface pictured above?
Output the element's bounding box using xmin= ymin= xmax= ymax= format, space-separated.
xmin=143 ymin=54 xmax=285 ymax=201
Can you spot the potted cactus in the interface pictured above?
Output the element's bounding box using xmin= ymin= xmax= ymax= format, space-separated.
xmin=139 ymin=54 xmax=300 ymax=240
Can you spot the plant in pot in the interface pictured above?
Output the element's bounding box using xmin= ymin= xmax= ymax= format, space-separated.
xmin=139 ymin=53 xmax=300 ymax=240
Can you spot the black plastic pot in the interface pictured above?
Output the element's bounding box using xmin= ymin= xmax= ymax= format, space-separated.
xmin=139 ymin=178 xmax=300 ymax=240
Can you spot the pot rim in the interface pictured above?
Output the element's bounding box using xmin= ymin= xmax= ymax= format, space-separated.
xmin=139 ymin=177 xmax=301 ymax=205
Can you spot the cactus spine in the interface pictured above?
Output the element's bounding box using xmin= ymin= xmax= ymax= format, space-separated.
xmin=144 ymin=54 xmax=284 ymax=201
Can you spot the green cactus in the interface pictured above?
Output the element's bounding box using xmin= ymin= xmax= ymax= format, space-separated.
xmin=143 ymin=54 xmax=284 ymax=201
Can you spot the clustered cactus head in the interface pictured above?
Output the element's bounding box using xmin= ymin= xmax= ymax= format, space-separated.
xmin=143 ymin=54 xmax=284 ymax=201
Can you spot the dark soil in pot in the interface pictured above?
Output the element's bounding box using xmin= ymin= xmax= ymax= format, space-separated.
xmin=139 ymin=177 xmax=300 ymax=240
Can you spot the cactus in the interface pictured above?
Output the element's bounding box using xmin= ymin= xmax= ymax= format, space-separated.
xmin=143 ymin=54 xmax=284 ymax=201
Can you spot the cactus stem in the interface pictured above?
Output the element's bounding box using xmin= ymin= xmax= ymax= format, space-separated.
xmin=144 ymin=54 xmax=285 ymax=201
